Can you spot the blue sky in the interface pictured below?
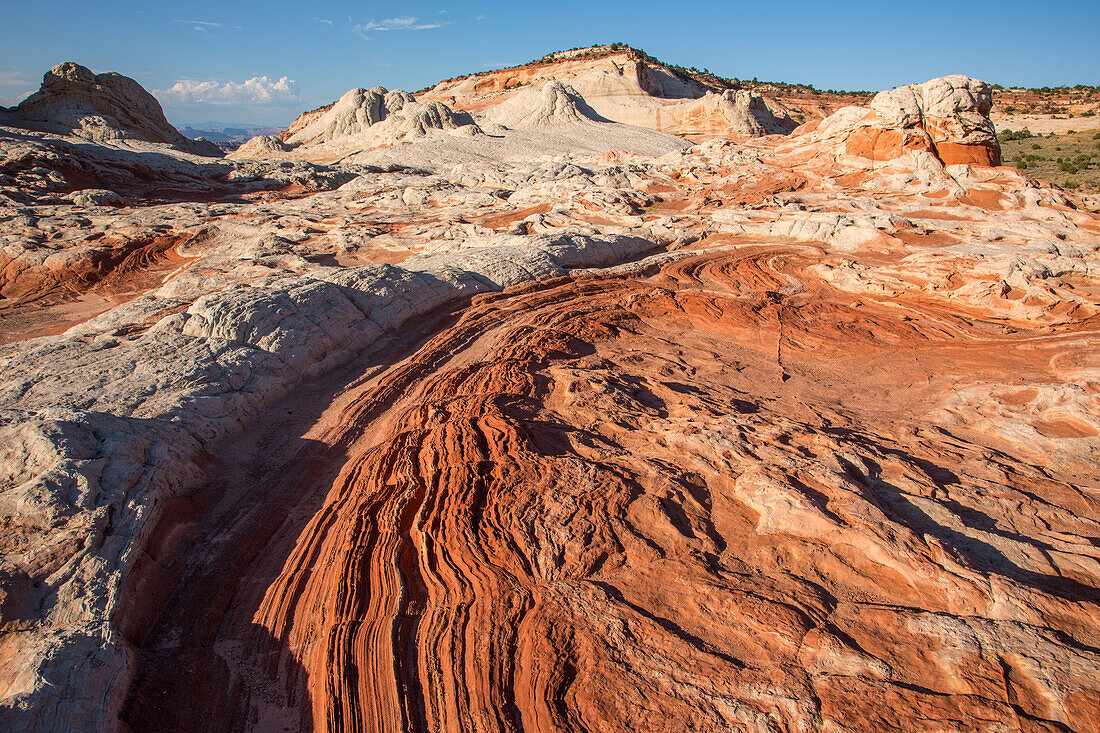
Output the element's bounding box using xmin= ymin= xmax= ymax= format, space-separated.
xmin=1 ymin=0 xmax=1097 ymax=126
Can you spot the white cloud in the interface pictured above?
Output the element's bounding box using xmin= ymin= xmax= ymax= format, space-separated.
xmin=174 ymin=19 xmax=221 ymax=27
xmin=0 ymin=70 xmax=31 ymax=85
xmin=155 ymin=76 xmax=299 ymax=106
xmin=314 ymin=17 xmax=334 ymax=24
xmin=0 ymin=70 xmax=33 ymax=105
xmin=0 ymin=90 xmax=34 ymax=106
xmin=354 ymin=15 xmax=444 ymax=34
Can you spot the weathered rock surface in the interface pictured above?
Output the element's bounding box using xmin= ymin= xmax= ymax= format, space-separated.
xmin=1 ymin=62 xmax=221 ymax=157
xmin=1 ymin=57 xmax=1098 ymax=733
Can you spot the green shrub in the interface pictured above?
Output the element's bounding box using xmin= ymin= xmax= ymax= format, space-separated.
xmin=1031 ymin=143 xmax=1041 ymax=149
xmin=1017 ymin=161 xmax=1029 ymax=169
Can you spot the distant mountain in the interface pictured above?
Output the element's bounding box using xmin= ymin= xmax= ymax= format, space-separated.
xmin=178 ymin=123 xmax=285 ymax=150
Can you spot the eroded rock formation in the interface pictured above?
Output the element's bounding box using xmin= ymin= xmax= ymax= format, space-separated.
xmin=1 ymin=58 xmax=1098 ymax=733
xmin=781 ymin=75 xmax=1001 ymax=169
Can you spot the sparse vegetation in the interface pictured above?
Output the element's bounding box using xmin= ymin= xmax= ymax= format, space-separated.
xmin=424 ymin=43 xmax=874 ymax=99
xmin=1001 ymin=128 xmax=1100 ymax=193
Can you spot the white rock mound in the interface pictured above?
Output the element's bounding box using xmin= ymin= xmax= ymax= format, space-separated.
xmin=280 ymin=86 xmax=479 ymax=150
xmin=0 ymin=62 xmax=222 ymax=157
xmin=233 ymin=134 xmax=292 ymax=158
xmin=712 ymin=89 xmax=796 ymax=135
xmin=482 ymin=81 xmax=609 ymax=128
xmin=387 ymin=100 xmax=481 ymax=140
xmin=284 ymin=87 xmax=415 ymax=145
xmin=869 ymin=74 xmax=994 ymax=128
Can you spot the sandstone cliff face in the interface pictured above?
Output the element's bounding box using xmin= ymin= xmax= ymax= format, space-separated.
xmin=1 ymin=62 xmax=221 ymax=157
xmin=1 ymin=59 xmax=1099 ymax=733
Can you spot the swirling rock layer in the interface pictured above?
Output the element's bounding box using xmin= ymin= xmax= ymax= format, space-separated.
xmin=123 ymin=245 xmax=1100 ymax=731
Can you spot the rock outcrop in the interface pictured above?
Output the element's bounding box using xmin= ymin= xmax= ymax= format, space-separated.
xmin=0 ymin=62 xmax=221 ymax=157
xmin=282 ymin=86 xmax=417 ymax=145
xmin=277 ymin=86 xmax=477 ymax=148
xmin=869 ymin=75 xmax=999 ymax=165
xmin=781 ymin=74 xmax=1001 ymax=168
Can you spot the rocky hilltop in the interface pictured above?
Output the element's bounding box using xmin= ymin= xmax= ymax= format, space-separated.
xmin=1 ymin=51 xmax=1099 ymax=733
xmin=418 ymin=45 xmax=800 ymax=137
xmin=1 ymin=62 xmax=221 ymax=157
